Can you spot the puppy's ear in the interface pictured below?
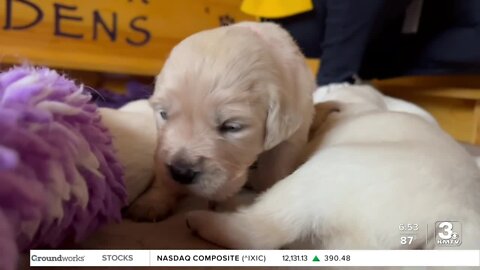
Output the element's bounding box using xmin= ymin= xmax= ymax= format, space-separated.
xmin=308 ymin=101 xmax=341 ymax=140
xmin=239 ymin=22 xmax=314 ymax=150
xmin=264 ymin=87 xmax=301 ymax=150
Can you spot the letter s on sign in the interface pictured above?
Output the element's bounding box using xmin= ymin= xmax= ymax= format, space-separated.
xmin=126 ymin=16 xmax=150 ymax=46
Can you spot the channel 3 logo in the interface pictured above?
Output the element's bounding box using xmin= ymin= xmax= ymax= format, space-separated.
xmin=435 ymin=221 xmax=462 ymax=247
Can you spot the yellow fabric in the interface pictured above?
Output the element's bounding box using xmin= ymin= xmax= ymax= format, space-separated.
xmin=241 ymin=0 xmax=313 ymax=19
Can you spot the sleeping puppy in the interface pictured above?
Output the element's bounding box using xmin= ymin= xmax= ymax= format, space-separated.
xmin=185 ymin=85 xmax=480 ymax=255
xmin=127 ymin=22 xmax=315 ymax=221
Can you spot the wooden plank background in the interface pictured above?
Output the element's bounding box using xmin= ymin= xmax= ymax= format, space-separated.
xmin=0 ymin=0 xmax=253 ymax=75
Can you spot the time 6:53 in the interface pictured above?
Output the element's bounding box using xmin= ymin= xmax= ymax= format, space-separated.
xmin=399 ymin=224 xmax=419 ymax=231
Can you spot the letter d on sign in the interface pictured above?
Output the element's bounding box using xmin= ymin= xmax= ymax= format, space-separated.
xmin=4 ymin=0 xmax=44 ymax=30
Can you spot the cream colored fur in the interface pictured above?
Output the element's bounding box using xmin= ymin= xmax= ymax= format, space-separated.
xmin=98 ymin=100 xmax=156 ymax=204
xmin=186 ymin=85 xmax=480 ymax=269
xmin=127 ymin=22 xmax=315 ymax=221
xmin=314 ymin=83 xmax=439 ymax=126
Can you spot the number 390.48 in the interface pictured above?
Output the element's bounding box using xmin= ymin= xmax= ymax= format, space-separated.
xmin=324 ymin=255 xmax=351 ymax=261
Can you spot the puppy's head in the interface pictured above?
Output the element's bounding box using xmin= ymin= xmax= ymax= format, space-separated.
xmin=150 ymin=22 xmax=314 ymax=200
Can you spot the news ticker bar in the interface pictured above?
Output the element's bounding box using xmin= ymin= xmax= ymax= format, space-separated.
xmin=30 ymin=249 xmax=480 ymax=267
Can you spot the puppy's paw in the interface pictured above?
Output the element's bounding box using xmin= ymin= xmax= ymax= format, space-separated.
xmin=186 ymin=209 xmax=284 ymax=249
xmin=211 ymin=189 xmax=257 ymax=212
xmin=186 ymin=210 xmax=236 ymax=248
xmin=126 ymin=189 xmax=176 ymax=222
xmin=185 ymin=210 xmax=212 ymax=233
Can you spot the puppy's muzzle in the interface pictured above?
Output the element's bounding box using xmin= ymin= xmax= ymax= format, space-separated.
xmin=167 ymin=161 xmax=200 ymax=185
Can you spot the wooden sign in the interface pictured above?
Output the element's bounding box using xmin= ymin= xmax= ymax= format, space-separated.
xmin=0 ymin=0 xmax=254 ymax=75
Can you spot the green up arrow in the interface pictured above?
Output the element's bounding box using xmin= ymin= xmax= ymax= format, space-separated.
xmin=313 ymin=256 xmax=320 ymax=262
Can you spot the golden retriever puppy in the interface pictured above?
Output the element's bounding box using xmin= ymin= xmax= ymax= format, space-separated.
xmin=186 ymin=85 xmax=480 ymax=267
xmin=126 ymin=22 xmax=315 ymax=221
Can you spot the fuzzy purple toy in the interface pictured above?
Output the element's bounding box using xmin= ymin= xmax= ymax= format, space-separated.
xmin=0 ymin=67 xmax=127 ymax=270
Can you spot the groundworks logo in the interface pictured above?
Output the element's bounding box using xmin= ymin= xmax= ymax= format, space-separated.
xmin=31 ymin=254 xmax=85 ymax=262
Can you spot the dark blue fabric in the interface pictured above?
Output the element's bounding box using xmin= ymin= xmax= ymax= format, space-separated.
xmin=268 ymin=0 xmax=480 ymax=85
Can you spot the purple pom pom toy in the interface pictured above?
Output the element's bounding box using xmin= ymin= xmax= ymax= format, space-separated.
xmin=0 ymin=67 xmax=127 ymax=270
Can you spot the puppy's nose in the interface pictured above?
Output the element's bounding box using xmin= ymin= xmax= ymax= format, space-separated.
xmin=167 ymin=162 xmax=199 ymax=185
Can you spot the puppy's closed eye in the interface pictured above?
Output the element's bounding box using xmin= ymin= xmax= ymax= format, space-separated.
xmin=218 ymin=121 xmax=244 ymax=134
xmin=149 ymin=98 xmax=170 ymax=121
xmin=159 ymin=110 xmax=168 ymax=120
